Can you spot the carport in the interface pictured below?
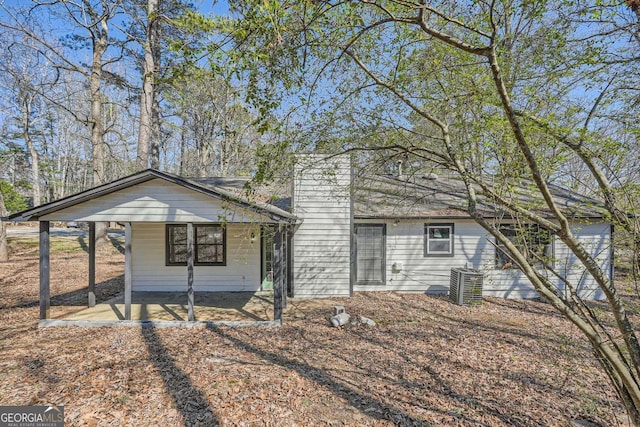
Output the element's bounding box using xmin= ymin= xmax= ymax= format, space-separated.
xmin=7 ymin=169 xmax=297 ymax=326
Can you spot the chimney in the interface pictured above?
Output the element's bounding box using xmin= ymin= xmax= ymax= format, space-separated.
xmin=291 ymin=154 xmax=352 ymax=298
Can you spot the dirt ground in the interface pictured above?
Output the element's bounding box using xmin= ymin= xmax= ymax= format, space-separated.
xmin=0 ymin=234 xmax=630 ymax=426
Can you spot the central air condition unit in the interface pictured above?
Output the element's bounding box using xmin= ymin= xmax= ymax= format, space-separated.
xmin=449 ymin=268 xmax=484 ymax=306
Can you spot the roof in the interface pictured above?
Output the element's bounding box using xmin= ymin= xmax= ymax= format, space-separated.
xmin=7 ymin=169 xmax=298 ymax=223
xmin=190 ymin=177 xmax=292 ymax=212
xmin=6 ymin=168 xmax=605 ymax=223
xmin=351 ymin=173 xmax=606 ymax=219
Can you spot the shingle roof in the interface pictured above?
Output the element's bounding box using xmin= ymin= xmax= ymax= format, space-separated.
xmin=6 ymin=168 xmax=605 ymax=222
xmin=351 ymin=173 xmax=606 ymax=219
xmin=207 ymin=171 xmax=605 ymax=219
xmin=189 ymin=177 xmax=292 ymax=212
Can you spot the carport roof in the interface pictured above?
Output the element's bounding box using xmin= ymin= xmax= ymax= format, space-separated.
xmin=7 ymin=169 xmax=298 ymax=223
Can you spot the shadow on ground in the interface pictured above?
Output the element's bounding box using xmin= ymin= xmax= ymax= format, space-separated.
xmin=141 ymin=303 xmax=219 ymax=425
xmin=1 ymin=275 xmax=123 ymax=310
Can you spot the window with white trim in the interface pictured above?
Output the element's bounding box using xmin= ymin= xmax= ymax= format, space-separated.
xmin=424 ymin=223 xmax=454 ymax=257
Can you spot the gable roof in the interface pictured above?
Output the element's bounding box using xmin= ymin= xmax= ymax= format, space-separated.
xmin=352 ymin=173 xmax=606 ymax=219
xmin=6 ymin=168 xmax=605 ymax=223
xmin=7 ymin=169 xmax=298 ymax=223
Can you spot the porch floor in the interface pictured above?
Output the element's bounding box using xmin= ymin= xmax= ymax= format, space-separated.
xmin=64 ymin=291 xmax=277 ymax=322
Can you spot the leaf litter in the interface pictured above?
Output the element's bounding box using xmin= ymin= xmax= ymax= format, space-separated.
xmin=0 ymin=237 xmax=631 ymax=426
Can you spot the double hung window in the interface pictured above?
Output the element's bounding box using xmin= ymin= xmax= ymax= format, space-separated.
xmin=424 ymin=224 xmax=454 ymax=257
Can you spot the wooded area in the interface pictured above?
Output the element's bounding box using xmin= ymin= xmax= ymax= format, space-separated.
xmin=0 ymin=0 xmax=260 ymax=212
xmin=1 ymin=0 xmax=640 ymax=423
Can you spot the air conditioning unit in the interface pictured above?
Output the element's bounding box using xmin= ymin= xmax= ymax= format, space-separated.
xmin=449 ymin=268 xmax=484 ymax=306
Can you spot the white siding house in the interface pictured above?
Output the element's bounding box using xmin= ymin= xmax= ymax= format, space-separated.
xmin=8 ymin=155 xmax=612 ymax=324
xmin=287 ymin=157 xmax=610 ymax=301
xmin=356 ymin=218 xmax=609 ymax=300
xmin=39 ymin=177 xmax=277 ymax=293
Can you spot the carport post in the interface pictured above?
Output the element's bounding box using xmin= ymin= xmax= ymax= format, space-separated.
xmin=88 ymin=222 xmax=96 ymax=307
xmin=39 ymin=221 xmax=50 ymax=320
xmin=187 ymin=222 xmax=195 ymax=321
xmin=124 ymin=222 xmax=132 ymax=320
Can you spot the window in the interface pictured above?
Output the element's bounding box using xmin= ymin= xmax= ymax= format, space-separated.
xmin=167 ymin=225 xmax=188 ymax=265
xmin=166 ymin=224 xmax=226 ymax=266
xmin=495 ymin=224 xmax=553 ymax=269
xmin=356 ymin=224 xmax=386 ymax=285
xmin=424 ymin=223 xmax=454 ymax=257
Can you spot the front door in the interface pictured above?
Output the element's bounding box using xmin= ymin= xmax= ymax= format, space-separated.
xmin=356 ymin=224 xmax=386 ymax=287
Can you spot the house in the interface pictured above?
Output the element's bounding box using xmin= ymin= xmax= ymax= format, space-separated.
xmin=7 ymin=154 xmax=610 ymax=324
xmin=291 ymin=155 xmax=609 ymax=301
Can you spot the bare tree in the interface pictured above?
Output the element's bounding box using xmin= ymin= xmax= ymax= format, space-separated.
xmin=0 ymin=34 xmax=55 ymax=206
xmin=0 ymin=0 xmax=128 ymax=244
xmin=136 ymin=0 xmax=160 ymax=170
xmin=0 ymin=190 xmax=8 ymax=262
xmin=131 ymin=0 xmax=202 ymax=170
xmin=167 ymin=71 xmax=257 ymax=177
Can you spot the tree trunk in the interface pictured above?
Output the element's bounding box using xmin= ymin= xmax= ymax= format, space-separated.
xmin=91 ymin=12 xmax=108 ymax=246
xmin=137 ymin=0 xmax=159 ymax=170
xmin=0 ymin=190 xmax=8 ymax=262
xmin=22 ymin=97 xmax=41 ymax=206
xmin=91 ymin=34 xmax=106 ymax=186
xmin=150 ymin=0 xmax=162 ymax=170
xmin=483 ymin=49 xmax=640 ymax=421
xmin=179 ymin=114 xmax=187 ymax=175
xmin=150 ymin=93 xmax=161 ymax=169
xmin=197 ymin=141 xmax=212 ymax=178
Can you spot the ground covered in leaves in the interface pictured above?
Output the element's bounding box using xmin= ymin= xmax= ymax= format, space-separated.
xmin=0 ymin=232 xmax=629 ymax=426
